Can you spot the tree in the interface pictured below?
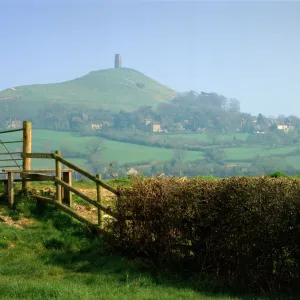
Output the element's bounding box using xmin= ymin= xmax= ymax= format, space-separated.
xmin=85 ymin=138 xmax=106 ymax=155
xmin=265 ymin=133 xmax=281 ymax=147
xmin=204 ymin=148 xmax=227 ymax=165
xmin=228 ymin=98 xmax=240 ymax=112
xmin=257 ymin=113 xmax=266 ymax=126
xmin=268 ymin=123 xmax=278 ymax=133
xmin=172 ymin=148 xmax=187 ymax=163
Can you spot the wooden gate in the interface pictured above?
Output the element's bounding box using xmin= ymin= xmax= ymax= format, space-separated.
xmin=0 ymin=121 xmax=31 ymax=196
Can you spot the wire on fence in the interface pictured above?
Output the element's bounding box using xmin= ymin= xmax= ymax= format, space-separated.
xmin=0 ymin=140 xmax=22 ymax=170
xmin=0 ymin=158 xmax=22 ymax=162
xmin=0 ymin=152 xmax=22 ymax=156
xmin=0 ymin=140 xmax=22 ymax=144
xmin=0 ymin=165 xmax=22 ymax=168
xmin=0 ymin=128 xmax=23 ymax=134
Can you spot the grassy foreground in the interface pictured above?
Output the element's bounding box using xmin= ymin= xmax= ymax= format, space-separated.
xmin=0 ymin=196 xmax=278 ymax=300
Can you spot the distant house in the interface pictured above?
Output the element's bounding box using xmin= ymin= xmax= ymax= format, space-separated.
xmin=90 ymin=123 xmax=102 ymax=130
xmin=6 ymin=119 xmax=21 ymax=129
xmin=90 ymin=121 xmax=112 ymax=130
xmin=277 ymin=124 xmax=294 ymax=132
xmin=144 ymin=120 xmax=163 ymax=133
xmin=152 ymin=122 xmax=162 ymax=133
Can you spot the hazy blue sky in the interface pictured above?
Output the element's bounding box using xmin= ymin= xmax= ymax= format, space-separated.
xmin=0 ymin=0 xmax=299 ymax=116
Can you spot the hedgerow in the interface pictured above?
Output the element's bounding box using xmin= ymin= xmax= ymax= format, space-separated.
xmin=110 ymin=176 xmax=300 ymax=294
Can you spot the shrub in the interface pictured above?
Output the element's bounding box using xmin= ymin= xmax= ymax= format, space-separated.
xmin=110 ymin=176 xmax=300 ymax=293
xmin=0 ymin=241 xmax=9 ymax=249
xmin=269 ymin=171 xmax=287 ymax=178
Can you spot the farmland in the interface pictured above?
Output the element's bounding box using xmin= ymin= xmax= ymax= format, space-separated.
xmin=223 ymin=146 xmax=298 ymax=161
xmin=1 ymin=130 xmax=204 ymax=170
xmin=6 ymin=130 xmax=300 ymax=168
xmin=2 ymin=129 xmax=300 ymax=175
xmin=163 ymin=132 xmax=249 ymax=141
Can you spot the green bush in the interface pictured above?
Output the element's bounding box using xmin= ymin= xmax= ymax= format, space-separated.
xmin=0 ymin=241 xmax=9 ymax=249
xmin=110 ymin=176 xmax=300 ymax=294
xmin=268 ymin=171 xmax=287 ymax=178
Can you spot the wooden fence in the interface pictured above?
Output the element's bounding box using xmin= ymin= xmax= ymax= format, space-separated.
xmin=0 ymin=121 xmax=120 ymax=234
xmin=0 ymin=121 xmax=32 ymax=206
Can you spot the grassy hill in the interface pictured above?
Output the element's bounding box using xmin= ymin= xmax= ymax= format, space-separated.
xmin=0 ymin=68 xmax=176 ymax=113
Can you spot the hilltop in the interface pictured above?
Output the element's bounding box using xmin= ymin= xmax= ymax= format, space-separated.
xmin=0 ymin=68 xmax=176 ymax=113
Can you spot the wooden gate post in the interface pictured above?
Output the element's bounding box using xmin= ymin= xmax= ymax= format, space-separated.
xmin=62 ymin=170 xmax=72 ymax=208
xmin=22 ymin=121 xmax=32 ymax=190
xmin=55 ymin=150 xmax=62 ymax=203
xmin=7 ymin=172 xmax=14 ymax=208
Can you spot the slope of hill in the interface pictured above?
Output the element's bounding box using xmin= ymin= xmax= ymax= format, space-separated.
xmin=0 ymin=68 xmax=176 ymax=113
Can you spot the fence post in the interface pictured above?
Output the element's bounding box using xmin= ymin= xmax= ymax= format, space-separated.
xmin=55 ymin=150 xmax=62 ymax=203
xmin=7 ymin=172 xmax=14 ymax=208
xmin=22 ymin=121 xmax=32 ymax=190
xmin=96 ymin=174 xmax=103 ymax=228
xmin=62 ymin=170 xmax=72 ymax=208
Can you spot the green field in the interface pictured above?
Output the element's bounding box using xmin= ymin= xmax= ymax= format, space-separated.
xmin=2 ymin=129 xmax=300 ymax=172
xmin=0 ymin=199 xmax=272 ymax=300
xmin=163 ymin=133 xmax=249 ymax=142
xmin=224 ymin=146 xmax=297 ymax=160
xmin=0 ymin=68 xmax=176 ymax=114
xmin=1 ymin=130 xmax=204 ymax=170
xmin=285 ymin=155 xmax=300 ymax=169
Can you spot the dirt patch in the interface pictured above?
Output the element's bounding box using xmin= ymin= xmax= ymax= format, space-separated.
xmin=0 ymin=187 xmax=116 ymax=228
xmin=73 ymin=203 xmax=98 ymax=223
xmin=0 ymin=212 xmax=35 ymax=230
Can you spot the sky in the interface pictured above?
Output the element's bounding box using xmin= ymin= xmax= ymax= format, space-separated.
xmin=0 ymin=0 xmax=299 ymax=117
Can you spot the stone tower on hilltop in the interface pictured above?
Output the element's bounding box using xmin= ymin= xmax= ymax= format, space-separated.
xmin=114 ymin=54 xmax=122 ymax=68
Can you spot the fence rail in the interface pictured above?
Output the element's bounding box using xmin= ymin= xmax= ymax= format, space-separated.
xmin=20 ymin=151 xmax=119 ymax=231
xmin=22 ymin=152 xmax=119 ymax=195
